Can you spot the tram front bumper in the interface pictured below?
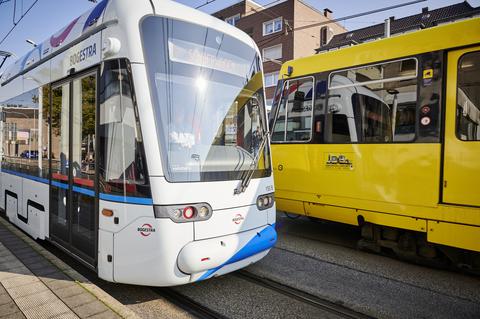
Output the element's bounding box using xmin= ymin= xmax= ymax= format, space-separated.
xmin=177 ymin=224 xmax=276 ymax=277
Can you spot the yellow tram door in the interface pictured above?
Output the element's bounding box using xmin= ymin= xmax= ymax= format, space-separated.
xmin=443 ymin=47 xmax=480 ymax=207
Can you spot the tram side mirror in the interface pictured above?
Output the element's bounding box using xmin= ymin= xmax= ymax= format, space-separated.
xmin=285 ymin=66 xmax=293 ymax=77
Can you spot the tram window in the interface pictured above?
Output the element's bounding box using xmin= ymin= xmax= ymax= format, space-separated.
xmin=313 ymin=79 xmax=327 ymax=142
xmin=41 ymin=86 xmax=50 ymax=178
xmin=72 ymin=75 xmax=96 ymax=186
xmin=327 ymin=58 xmax=418 ymax=143
xmin=352 ymin=94 xmax=392 ymax=143
xmin=99 ymin=59 xmax=151 ymax=198
xmin=331 ymin=114 xmax=350 ymax=142
xmin=51 ymin=84 xmax=70 ymax=181
xmin=271 ymin=82 xmax=288 ymax=142
xmin=271 ymin=77 xmax=314 ymax=142
xmin=268 ymin=79 xmax=284 ymax=131
xmin=1 ymin=87 xmax=46 ymax=177
xmin=456 ymin=51 xmax=480 ymax=141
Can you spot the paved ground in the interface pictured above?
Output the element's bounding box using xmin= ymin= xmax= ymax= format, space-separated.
xmin=4 ymin=211 xmax=480 ymax=319
xmin=0 ymin=216 xmax=139 ymax=319
xmin=173 ymin=213 xmax=480 ymax=318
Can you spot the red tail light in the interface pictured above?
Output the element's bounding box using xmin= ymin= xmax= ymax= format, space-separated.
xmin=183 ymin=206 xmax=196 ymax=219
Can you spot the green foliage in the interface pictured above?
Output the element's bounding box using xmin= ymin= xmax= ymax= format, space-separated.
xmin=47 ymin=75 xmax=96 ymax=136
xmin=82 ymin=76 xmax=96 ymax=136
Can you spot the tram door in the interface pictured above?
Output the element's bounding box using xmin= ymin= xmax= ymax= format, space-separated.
xmin=443 ymin=47 xmax=480 ymax=207
xmin=50 ymin=72 xmax=98 ymax=265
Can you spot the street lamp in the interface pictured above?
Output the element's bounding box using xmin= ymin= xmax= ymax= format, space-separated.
xmin=25 ymin=39 xmax=37 ymax=48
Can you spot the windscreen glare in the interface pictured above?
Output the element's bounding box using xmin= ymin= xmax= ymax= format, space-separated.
xmin=142 ymin=16 xmax=271 ymax=182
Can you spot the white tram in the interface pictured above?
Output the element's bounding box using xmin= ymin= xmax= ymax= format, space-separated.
xmin=0 ymin=0 xmax=276 ymax=286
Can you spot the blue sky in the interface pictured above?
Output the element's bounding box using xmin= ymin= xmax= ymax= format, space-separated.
xmin=0 ymin=0 xmax=479 ymax=69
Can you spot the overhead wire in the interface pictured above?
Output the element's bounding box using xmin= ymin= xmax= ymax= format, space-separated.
xmin=294 ymin=0 xmax=427 ymax=32
xmin=256 ymin=0 xmax=428 ymax=49
xmin=0 ymin=0 xmax=40 ymax=48
xmin=195 ymin=0 xmax=217 ymax=9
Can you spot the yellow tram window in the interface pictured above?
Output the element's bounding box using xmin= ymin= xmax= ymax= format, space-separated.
xmin=327 ymin=58 xmax=418 ymax=143
xmin=271 ymin=77 xmax=314 ymax=142
xmin=456 ymin=51 xmax=480 ymax=141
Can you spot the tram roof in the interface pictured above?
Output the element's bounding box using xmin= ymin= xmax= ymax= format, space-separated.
xmin=279 ymin=17 xmax=480 ymax=78
xmin=0 ymin=0 xmax=258 ymax=87
xmin=0 ymin=0 xmax=110 ymax=85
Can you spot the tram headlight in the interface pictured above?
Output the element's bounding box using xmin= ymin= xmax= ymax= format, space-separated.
xmin=173 ymin=209 xmax=182 ymax=219
xmin=154 ymin=203 xmax=213 ymax=223
xmin=256 ymin=193 xmax=274 ymax=211
xmin=198 ymin=206 xmax=210 ymax=218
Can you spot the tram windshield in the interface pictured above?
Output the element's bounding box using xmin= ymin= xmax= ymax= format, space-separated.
xmin=142 ymin=17 xmax=271 ymax=182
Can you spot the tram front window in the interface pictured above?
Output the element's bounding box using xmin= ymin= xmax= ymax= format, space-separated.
xmin=142 ymin=17 xmax=271 ymax=182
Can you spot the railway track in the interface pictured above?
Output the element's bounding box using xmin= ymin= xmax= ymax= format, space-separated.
xmin=154 ymin=269 xmax=373 ymax=319
xmin=154 ymin=288 xmax=228 ymax=319
xmin=234 ymin=270 xmax=373 ymax=319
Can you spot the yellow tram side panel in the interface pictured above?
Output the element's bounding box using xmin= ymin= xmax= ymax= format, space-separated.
xmin=428 ymin=220 xmax=480 ymax=252
xmin=273 ymin=143 xmax=442 ymax=221
xmin=272 ymin=142 xmax=480 ymax=251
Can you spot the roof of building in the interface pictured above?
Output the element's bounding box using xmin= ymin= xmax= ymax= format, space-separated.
xmin=317 ymin=1 xmax=480 ymax=52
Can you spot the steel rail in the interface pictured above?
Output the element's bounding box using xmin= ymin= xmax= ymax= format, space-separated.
xmin=153 ymin=288 xmax=228 ymax=319
xmin=235 ymin=270 xmax=373 ymax=319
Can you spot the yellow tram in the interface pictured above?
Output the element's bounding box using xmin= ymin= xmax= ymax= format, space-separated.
xmin=269 ymin=18 xmax=480 ymax=270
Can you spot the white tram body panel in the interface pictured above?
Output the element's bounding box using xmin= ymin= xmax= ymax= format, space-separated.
xmin=0 ymin=0 xmax=276 ymax=286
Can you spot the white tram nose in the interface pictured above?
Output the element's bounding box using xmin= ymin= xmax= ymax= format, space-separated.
xmin=177 ymin=224 xmax=277 ymax=278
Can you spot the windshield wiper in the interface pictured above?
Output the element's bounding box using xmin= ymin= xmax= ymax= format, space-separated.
xmin=234 ymin=132 xmax=269 ymax=195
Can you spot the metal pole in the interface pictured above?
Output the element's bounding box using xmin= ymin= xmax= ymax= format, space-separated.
xmin=384 ymin=18 xmax=391 ymax=38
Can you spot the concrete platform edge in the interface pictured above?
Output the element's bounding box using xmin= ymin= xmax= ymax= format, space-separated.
xmin=0 ymin=217 xmax=141 ymax=319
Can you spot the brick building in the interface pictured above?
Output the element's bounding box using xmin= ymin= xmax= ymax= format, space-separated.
xmin=212 ymin=0 xmax=345 ymax=109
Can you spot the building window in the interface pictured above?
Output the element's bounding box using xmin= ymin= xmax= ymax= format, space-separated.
xmin=264 ymin=72 xmax=279 ymax=88
xmin=263 ymin=17 xmax=282 ymax=36
xmin=226 ymin=14 xmax=241 ymax=26
xmin=263 ymin=44 xmax=282 ymax=62
xmin=320 ymin=27 xmax=328 ymax=47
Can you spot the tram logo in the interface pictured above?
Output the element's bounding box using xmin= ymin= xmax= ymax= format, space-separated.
xmin=232 ymin=214 xmax=245 ymax=225
xmin=325 ymin=153 xmax=354 ymax=170
xmin=138 ymin=223 xmax=156 ymax=237
xmin=69 ymin=43 xmax=97 ymax=67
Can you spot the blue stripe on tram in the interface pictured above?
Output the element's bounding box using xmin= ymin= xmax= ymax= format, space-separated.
xmin=1 ymin=169 xmax=153 ymax=205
